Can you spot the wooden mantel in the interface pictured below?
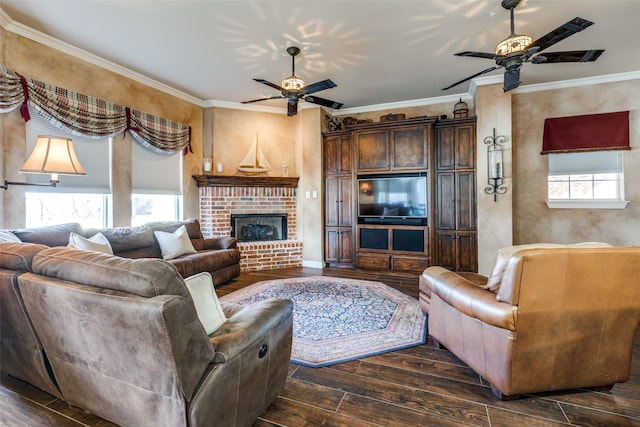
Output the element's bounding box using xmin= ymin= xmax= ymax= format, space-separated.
xmin=193 ymin=175 xmax=299 ymax=188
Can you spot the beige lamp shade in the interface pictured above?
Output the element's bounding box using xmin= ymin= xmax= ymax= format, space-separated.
xmin=19 ymin=136 xmax=87 ymax=177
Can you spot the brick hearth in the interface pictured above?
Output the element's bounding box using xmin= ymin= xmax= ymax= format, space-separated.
xmin=198 ymin=185 xmax=302 ymax=271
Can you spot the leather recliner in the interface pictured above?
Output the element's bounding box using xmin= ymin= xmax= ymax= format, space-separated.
xmin=15 ymin=245 xmax=293 ymax=427
xmin=420 ymin=245 xmax=640 ymax=399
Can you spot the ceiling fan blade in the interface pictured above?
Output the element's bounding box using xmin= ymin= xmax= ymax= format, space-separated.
xmin=242 ymin=95 xmax=284 ymax=104
xmin=254 ymin=78 xmax=284 ymax=91
xmin=527 ymin=17 xmax=594 ymax=53
xmin=300 ymin=79 xmax=337 ymax=95
xmin=442 ymin=66 xmax=501 ymax=91
xmin=287 ymin=101 xmax=298 ymax=117
xmin=503 ymin=67 xmax=521 ymax=92
xmin=532 ymin=49 xmax=605 ymax=64
xmin=303 ymin=95 xmax=343 ymax=109
xmin=455 ymin=51 xmax=497 ymax=60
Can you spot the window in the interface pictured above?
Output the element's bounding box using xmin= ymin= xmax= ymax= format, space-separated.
xmin=26 ymin=193 xmax=111 ymax=228
xmin=25 ymin=108 xmax=113 ymax=227
xmin=131 ymin=139 xmax=182 ymax=224
xmin=132 ymin=194 xmax=181 ymax=226
xmin=547 ymin=151 xmax=628 ymax=209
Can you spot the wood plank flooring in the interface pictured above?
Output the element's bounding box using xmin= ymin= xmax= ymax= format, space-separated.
xmin=1 ymin=267 xmax=639 ymax=426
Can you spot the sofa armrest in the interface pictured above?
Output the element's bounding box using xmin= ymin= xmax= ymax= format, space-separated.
xmin=209 ymin=298 xmax=293 ymax=362
xmin=430 ymin=270 xmax=516 ymax=331
xmin=203 ymin=236 xmax=238 ymax=250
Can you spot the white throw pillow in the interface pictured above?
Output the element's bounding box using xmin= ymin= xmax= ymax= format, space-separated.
xmin=154 ymin=225 xmax=197 ymax=260
xmin=68 ymin=232 xmax=113 ymax=255
xmin=184 ymin=272 xmax=227 ymax=335
xmin=0 ymin=230 xmax=21 ymax=243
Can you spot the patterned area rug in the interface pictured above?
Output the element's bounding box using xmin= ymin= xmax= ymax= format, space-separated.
xmin=220 ymin=276 xmax=427 ymax=367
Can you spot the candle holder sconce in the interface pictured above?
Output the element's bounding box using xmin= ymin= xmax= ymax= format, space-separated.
xmin=484 ymin=128 xmax=507 ymax=202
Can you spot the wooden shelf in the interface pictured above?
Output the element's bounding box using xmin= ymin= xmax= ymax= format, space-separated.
xmin=193 ymin=175 xmax=299 ymax=188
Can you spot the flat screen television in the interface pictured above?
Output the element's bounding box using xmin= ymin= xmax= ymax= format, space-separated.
xmin=357 ymin=175 xmax=427 ymax=224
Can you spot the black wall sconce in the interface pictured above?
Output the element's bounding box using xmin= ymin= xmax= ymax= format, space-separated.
xmin=484 ymin=128 xmax=507 ymax=202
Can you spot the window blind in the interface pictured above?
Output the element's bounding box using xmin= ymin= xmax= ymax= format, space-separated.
xmin=131 ymin=140 xmax=182 ymax=195
xmin=548 ymin=151 xmax=621 ymax=175
xmin=25 ymin=107 xmax=111 ymax=193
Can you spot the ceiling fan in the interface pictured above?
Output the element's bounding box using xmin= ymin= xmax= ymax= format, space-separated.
xmin=242 ymin=46 xmax=344 ymax=116
xmin=443 ymin=0 xmax=605 ymax=92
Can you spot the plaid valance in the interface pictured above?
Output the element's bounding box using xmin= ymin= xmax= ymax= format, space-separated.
xmin=0 ymin=65 xmax=190 ymax=154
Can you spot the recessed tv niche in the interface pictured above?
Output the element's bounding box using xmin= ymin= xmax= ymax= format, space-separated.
xmin=357 ymin=174 xmax=427 ymax=225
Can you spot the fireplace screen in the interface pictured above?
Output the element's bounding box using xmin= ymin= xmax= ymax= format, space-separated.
xmin=231 ymin=214 xmax=288 ymax=242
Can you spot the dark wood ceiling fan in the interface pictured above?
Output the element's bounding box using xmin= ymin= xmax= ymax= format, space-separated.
xmin=242 ymin=46 xmax=343 ymax=116
xmin=443 ymin=0 xmax=605 ymax=92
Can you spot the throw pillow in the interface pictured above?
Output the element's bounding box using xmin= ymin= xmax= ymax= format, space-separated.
xmin=68 ymin=232 xmax=114 ymax=255
xmin=184 ymin=272 xmax=227 ymax=335
xmin=154 ymin=225 xmax=197 ymax=260
xmin=0 ymin=230 xmax=21 ymax=243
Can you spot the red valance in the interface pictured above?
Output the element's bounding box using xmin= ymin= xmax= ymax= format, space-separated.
xmin=541 ymin=111 xmax=630 ymax=154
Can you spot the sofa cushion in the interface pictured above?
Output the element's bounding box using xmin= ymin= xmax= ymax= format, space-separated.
xmin=30 ymin=247 xmax=190 ymax=298
xmin=68 ymin=232 xmax=113 ymax=255
xmin=0 ymin=242 xmax=48 ymax=272
xmin=147 ymin=218 xmax=206 ymax=251
xmin=88 ymin=225 xmax=158 ymax=258
xmin=11 ymin=223 xmax=84 ymax=247
xmin=154 ymin=225 xmax=197 ymax=260
xmin=485 ymin=242 xmax=613 ymax=293
xmin=0 ymin=230 xmax=21 ymax=243
xmin=168 ymin=249 xmax=241 ymax=278
xmin=184 ymin=272 xmax=227 ymax=335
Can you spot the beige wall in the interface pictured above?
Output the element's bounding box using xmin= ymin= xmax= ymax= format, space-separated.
xmin=513 ymin=80 xmax=640 ymax=246
xmin=1 ymin=29 xmax=203 ymax=228
xmin=475 ymin=84 xmax=513 ymax=273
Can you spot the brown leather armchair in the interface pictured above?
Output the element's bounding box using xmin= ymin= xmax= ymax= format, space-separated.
xmin=420 ymin=245 xmax=640 ymax=399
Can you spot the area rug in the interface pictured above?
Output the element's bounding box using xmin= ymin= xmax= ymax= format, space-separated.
xmin=220 ymin=276 xmax=427 ymax=367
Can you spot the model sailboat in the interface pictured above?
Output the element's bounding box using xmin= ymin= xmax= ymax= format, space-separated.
xmin=237 ymin=132 xmax=272 ymax=175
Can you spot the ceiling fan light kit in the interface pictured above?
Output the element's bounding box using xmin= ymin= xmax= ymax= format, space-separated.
xmin=242 ymin=46 xmax=343 ymax=117
xmin=443 ymin=0 xmax=605 ymax=93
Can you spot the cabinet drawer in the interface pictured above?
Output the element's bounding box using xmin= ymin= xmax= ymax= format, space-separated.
xmin=356 ymin=253 xmax=390 ymax=271
xmin=392 ymin=256 xmax=430 ymax=274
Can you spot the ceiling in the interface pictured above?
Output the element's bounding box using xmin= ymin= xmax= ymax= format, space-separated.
xmin=1 ymin=0 xmax=639 ymax=114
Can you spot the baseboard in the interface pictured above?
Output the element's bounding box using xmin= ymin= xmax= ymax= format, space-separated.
xmin=302 ymin=260 xmax=325 ymax=269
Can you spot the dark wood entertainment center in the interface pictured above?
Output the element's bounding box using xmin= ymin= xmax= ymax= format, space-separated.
xmin=322 ymin=115 xmax=477 ymax=275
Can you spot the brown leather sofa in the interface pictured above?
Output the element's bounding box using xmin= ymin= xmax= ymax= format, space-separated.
xmin=419 ymin=245 xmax=640 ymax=399
xmin=2 ymin=242 xmax=293 ymax=426
xmin=8 ymin=218 xmax=240 ymax=285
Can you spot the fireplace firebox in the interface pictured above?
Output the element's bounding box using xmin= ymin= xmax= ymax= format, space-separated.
xmin=231 ymin=213 xmax=288 ymax=242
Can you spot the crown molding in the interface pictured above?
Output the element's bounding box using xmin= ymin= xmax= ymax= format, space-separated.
xmin=334 ymin=93 xmax=473 ymax=116
xmin=512 ymin=70 xmax=640 ymax=94
xmin=0 ymin=7 xmax=11 ymax=27
xmin=203 ymin=99 xmax=287 ymax=115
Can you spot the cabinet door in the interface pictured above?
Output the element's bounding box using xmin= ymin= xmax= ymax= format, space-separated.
xmin=436 ymin=127 xmax=455 ymax=170
xmin=456 ymin=232 xmax=477 ymax=272
xmin=455 ymin=124 xmax=475 ymax=170
xmin=355 ymin=130 xmax=390 ymax=171
xmin=338 ymin=228 xmax=354 ymax=264
xmin=339 ymin=176 xmax=353 ymax=227
xmin=436 ymin=172 xmax=456 ymax=230
xmin=392 ymin=126 xmax=427 ymax=170
xmin=436 ymin=231 xmax=457 ymax=271
xmin=325 ymin=176 xmax=339 ymax=227
xmin=325 ymin=228 xmax=340 ymax=263
xmin=456 ymin=171 xmax=476 ymax=231
xmin=323 ymin=133 xmax=352 ymax=175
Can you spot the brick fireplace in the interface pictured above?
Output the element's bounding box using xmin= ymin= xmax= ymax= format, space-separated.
xmin=196 ymin=176 xmax=303 ymax=271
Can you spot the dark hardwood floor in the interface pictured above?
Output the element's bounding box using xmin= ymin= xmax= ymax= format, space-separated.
xmin=2 ymin=267 xmax=639 ymax=426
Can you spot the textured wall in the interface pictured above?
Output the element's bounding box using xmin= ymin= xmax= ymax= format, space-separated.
xmin=512 ymin=81 xmax=640 ymax=246
xmin=1 ymin=30 xmax=203 ymax=227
